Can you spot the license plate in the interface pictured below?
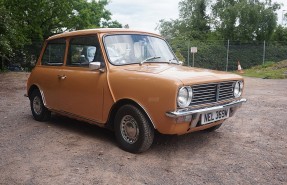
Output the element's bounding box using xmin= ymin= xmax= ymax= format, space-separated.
xmin=201 ymin=108 xmax=230 ymax=125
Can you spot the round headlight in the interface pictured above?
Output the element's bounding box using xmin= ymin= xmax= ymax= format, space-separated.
xmin=177 ymin=86 xmax=193 ymax=108
xmin=234 ymin=81 xmax=243 ymax=98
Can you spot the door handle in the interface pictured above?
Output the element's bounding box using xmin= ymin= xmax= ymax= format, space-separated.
xmin=57 ymin=74 xmax=67 ymax=80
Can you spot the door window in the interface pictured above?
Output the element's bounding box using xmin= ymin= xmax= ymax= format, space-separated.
xmin=42 ymin=38 xmax=66 ymax=66
xmin=67 ymin=36 xmax=103 ymax=67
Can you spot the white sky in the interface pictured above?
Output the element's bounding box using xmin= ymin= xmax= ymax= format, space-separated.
xmin=107 ymin=0 xmax=287 ymax=34
xmin=106 ymin=0 xmax=180 ymax=33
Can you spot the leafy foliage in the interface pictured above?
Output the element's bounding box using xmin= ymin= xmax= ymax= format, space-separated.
xmin=179 ymin=0 xmax=210 ymax=40
xmin=157 ymin=0 xmax=285 ymax=70
xmin=0 ymin=0 xmax=122 ymax=69
xmin=175 ymin=49 xmax=186 ymax=63
xmin=213 ymin=0 xmax=280 ymax=41
xmin=271 ymin=25 xmax=287 ymax=42
xmin=158 ymin=0 xmax=210 ymax=41
xmin=0 ymin=0 xmax=26 ymax=56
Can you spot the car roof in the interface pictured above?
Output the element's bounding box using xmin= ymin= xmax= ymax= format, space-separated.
xmin=47 ymin=28 xmax=161 ymax=40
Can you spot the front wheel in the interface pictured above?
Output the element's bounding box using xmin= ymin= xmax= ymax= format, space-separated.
xmin=114 ymin=105 xmax=154 ymax=153
xmin=30 ymin=89 xmax=51 ymax=122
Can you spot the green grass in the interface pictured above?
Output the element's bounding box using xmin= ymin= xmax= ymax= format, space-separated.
xmin=240 ymin=60 xmax=287 ymax=79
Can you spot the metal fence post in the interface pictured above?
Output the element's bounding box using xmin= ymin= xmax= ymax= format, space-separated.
xmin=263 ymin=40 xmax=266 ymax=65
xmin=187 ymin=41 xmax=190 ymax=66
xmin=192 ymin=52 xmax=195 ymax=67
xmin=226 ymin=39 xmax=230 ymax=71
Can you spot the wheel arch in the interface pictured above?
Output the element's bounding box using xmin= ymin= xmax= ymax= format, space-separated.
xmin=28 ymin=84 xmax=47 ymax=107
xmin=106 ymin=98 xmax=156 ymax=131
xmin=28 ymin=84 xmax=39 ymax=99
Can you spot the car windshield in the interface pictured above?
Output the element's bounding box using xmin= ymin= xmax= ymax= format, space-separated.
xmin=103 ymin=34 xmax=178 ymax=65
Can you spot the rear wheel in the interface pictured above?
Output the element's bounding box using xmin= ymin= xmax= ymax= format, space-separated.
xmin=114 ymin=104 xmax=154 ymax=153
xmin=30 ymin=89 xmax=51 ymax=121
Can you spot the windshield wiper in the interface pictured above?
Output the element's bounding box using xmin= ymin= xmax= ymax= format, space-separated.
xmin=140 ymin=56 xmax=161 ymax=65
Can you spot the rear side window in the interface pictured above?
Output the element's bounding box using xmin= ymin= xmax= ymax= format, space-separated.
xmin=42 ymin=38 xmax=66 ymax=66
xmin=67 ymin=35 xmax=103 ymax=67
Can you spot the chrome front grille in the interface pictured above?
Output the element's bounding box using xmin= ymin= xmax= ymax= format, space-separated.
xmin=190 ymin=81 xmax=235 ymax=105
xmin=218 ymin=81 xmax=235 ymax=100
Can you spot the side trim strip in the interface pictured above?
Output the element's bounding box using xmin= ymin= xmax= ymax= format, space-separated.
xmin=136 ymin=102 xmax=156 ymax=129
xmin=39 ymin=88 xmax=47 ymax=106
xmin=166 ymin=98 xmax=247 ymax=118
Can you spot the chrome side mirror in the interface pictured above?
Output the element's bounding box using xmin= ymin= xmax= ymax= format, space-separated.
xmin=89 ymin=62 xmax=101 ymax=70
xmin=89 ymin=62 xmax=105 ymax=72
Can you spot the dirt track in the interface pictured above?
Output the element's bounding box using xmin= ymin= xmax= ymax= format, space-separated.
xmin=0 ymin=72 xmax=286 ymax=185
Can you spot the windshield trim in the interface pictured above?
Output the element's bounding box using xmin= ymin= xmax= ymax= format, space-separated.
xmin=102 ymin=33 xmax=178 ymax=66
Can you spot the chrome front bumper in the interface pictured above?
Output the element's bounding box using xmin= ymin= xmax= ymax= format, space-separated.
xmin=166 ymin=98 xmax=247 ymax=118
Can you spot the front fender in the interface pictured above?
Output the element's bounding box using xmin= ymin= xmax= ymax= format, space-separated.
xmin=108 ymin=69 xmax=182 ymax=133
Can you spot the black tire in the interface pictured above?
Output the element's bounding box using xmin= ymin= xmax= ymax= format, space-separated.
xmin=204 ymin=123 xmax=223 ymax=132
xmin=114 ymin=104 xmax=154 ymax=153
xmin=30 ymin=89 xmax=51 ymax=122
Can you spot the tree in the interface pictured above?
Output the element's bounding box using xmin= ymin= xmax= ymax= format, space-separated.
xmin=102 ymin=20 xmax=122 ymax=28
xmin=212 ymin=0 xmax=238 ymax=41
xmin=175 ymin=49 xmax=186 ymax=64
xmin=0 ymin=0 xmax=121 ymax=66
xmin=157 ymin=19 xmax=182 ymax=40
xmin=157 ymin=0 xmax=210 ymax=41
xmin=2 ymin=0 xmax=120 ymax=41
xmin=271 ymin=25 xmax=287 ymax=42
xmin=179 ymin=0 xmax=210 ymax=40
xmin=212 ymin=0 xmax=280 ymax=41
xmin=158 ymin=0 xmax=280 ymax=42
xmin=0 ymin=0 xmax=26 ymax=56
xmin=157 ymin=0 xmax=284 ymax=70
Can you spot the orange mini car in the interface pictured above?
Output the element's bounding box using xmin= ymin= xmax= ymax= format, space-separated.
xmin=26 ymin=29 xmax=246 ymax=153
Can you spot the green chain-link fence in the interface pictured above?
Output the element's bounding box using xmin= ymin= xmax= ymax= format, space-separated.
xmin=175 ymin=40 xmax=287 ymax=71
xmin=2 ymin=40 xmax=287 ymax=72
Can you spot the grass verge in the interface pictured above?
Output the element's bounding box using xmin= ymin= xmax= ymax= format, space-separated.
xmin=240 ymin=60 xmax=287 ymax=79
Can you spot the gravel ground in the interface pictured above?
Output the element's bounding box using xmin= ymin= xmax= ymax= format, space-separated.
xmin=0 ymin=72 xmax=286 ymax=185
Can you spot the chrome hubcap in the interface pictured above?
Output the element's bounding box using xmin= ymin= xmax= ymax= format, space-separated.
xmin=120 ymin=115 xmax=139 ymax=144
xmin=33 ymin=96 xmax=42 ymax=115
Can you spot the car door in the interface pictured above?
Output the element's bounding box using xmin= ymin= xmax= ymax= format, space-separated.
xmin=58 ymin=35 xmax=107 ymax=123
xmin=37 ymin=38 xmax=66 ymax=110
